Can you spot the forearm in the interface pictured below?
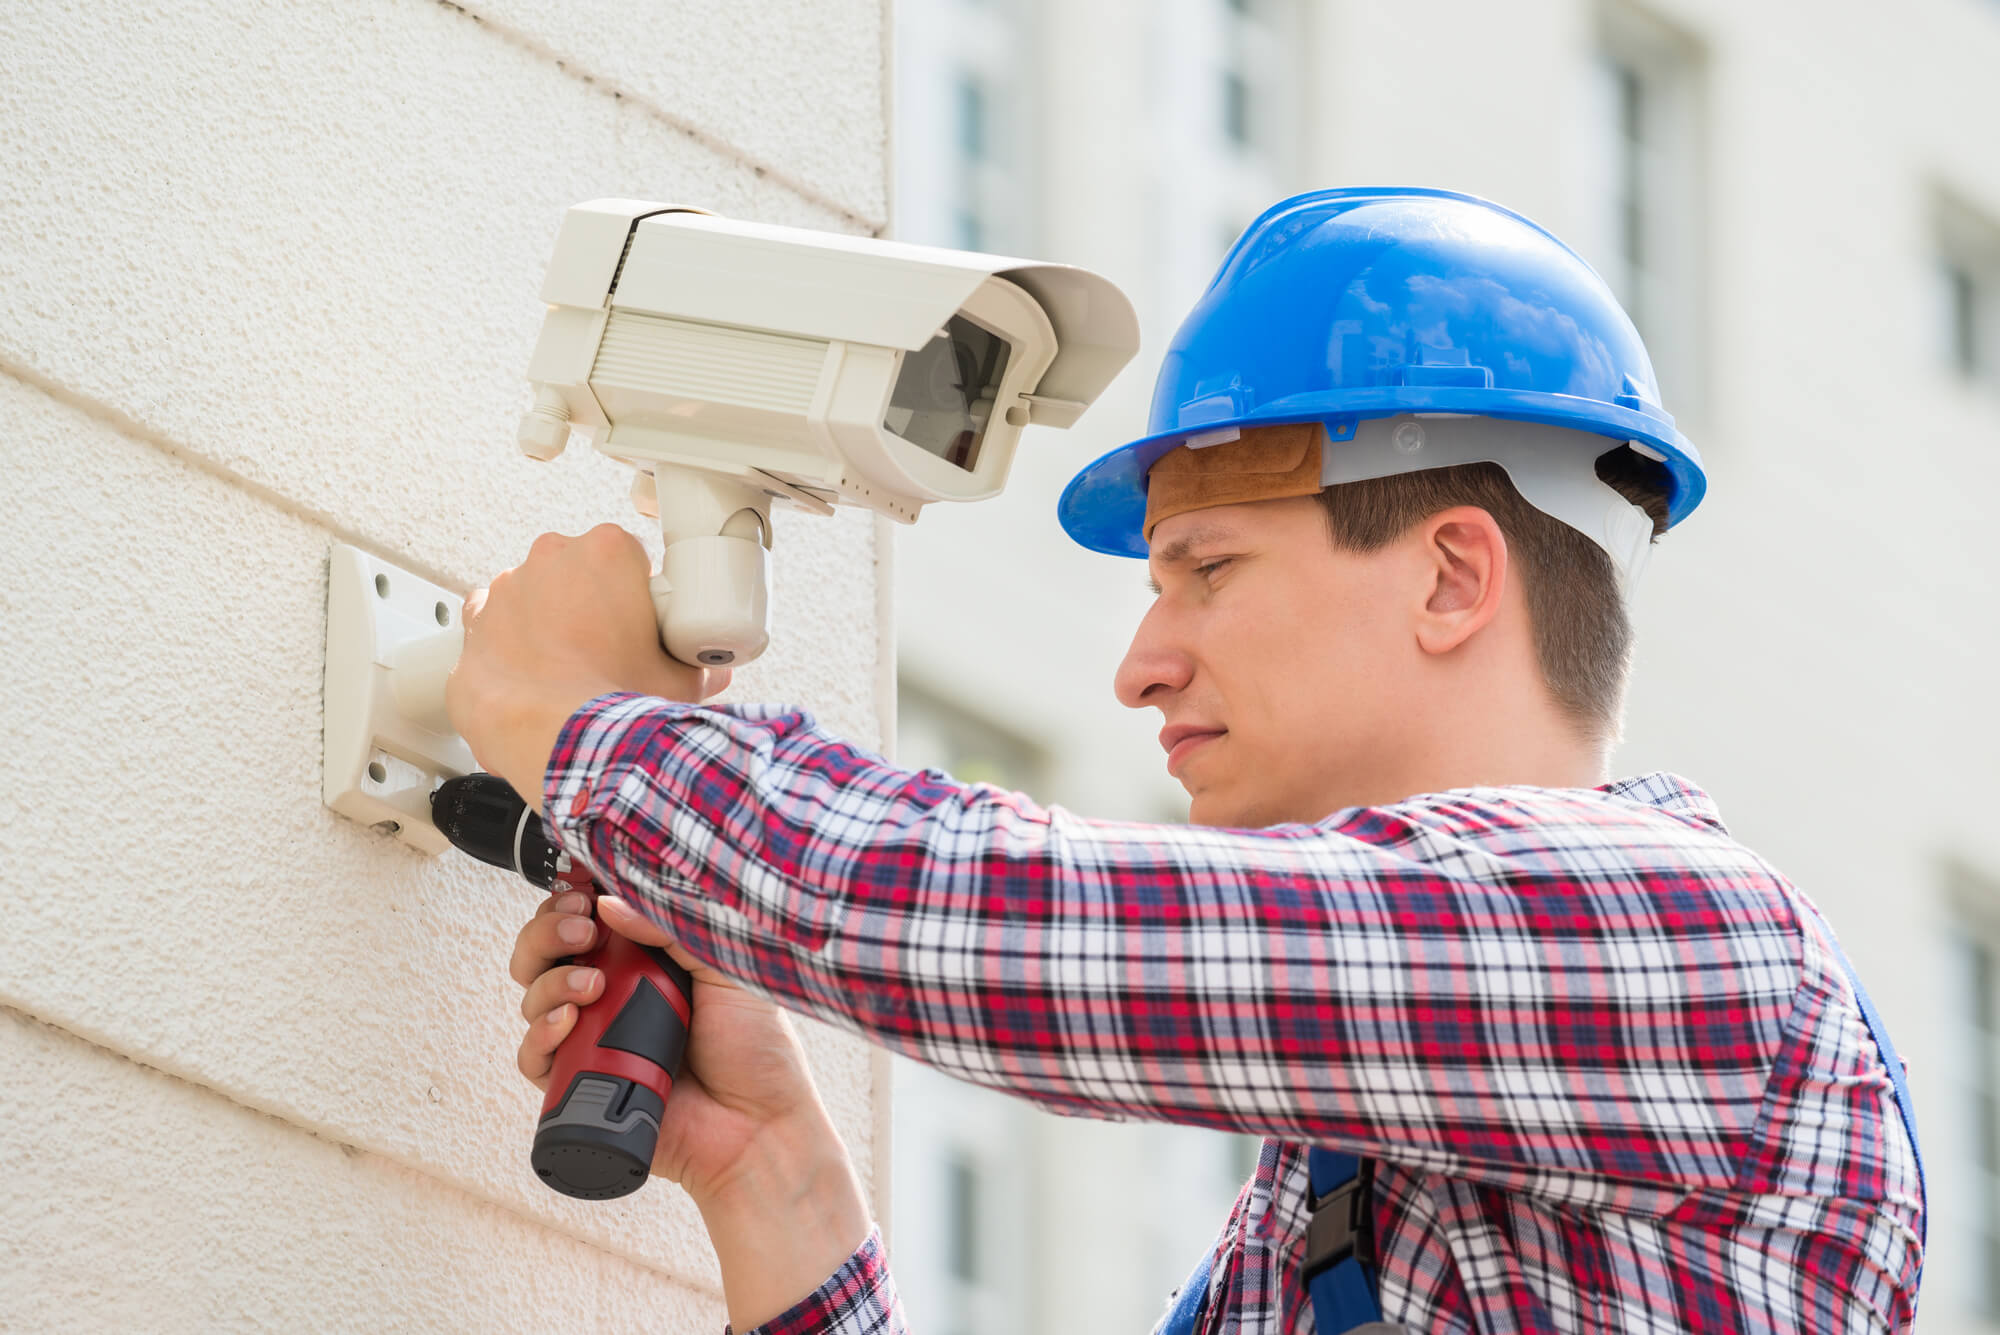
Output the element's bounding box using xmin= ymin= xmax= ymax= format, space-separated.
xmin=698 ymin=1106 xmax=875 ymax=1333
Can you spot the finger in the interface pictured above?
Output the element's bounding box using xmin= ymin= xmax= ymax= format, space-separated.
xmin=462 ymin=586 xmax=488 ymax=623
xmin=595 ymin=892 xmax=676 ymax=947
xmin=532 ymin=889 xmax=593 ymax=919
xmin=509 ymin=896 xmax=598 ymax=988
xmin=518 ymin=1001 xmax=579 ymax=1091
xmin=582 ymin=522 xmax=648 ymax=573
xmin=698 ymin=666 xmax=734 ymax=700
xmin=643 ymin=659 xmax=715 ymax=704
xmin=520 ymin=961 xmax=605 ymax=1024
xmin=654 ymin=934 xmax=728 ymax=986
xmin=599 ymin=911 xmax=730 ymax=991
xmin=527 ymin=531 xmax=571 ymax=563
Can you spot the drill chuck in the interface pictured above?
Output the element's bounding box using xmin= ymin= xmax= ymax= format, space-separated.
xmin=431 ymin=772 xmax=571 ymax=890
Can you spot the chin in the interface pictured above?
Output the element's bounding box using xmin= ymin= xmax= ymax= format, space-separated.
xmin=1191 ymin=778 xmax=1336 ymax=829
xmin=1187 ymin=789 xmax=1269 ymax=830
xmin=1183 ymin=748 xmax=1321 ymax=828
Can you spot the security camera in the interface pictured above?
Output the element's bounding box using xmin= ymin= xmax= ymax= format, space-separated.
xmin=516 ymin=200 xmax=1140 ymax=666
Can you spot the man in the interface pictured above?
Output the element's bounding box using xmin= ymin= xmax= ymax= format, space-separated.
xmin=452 ymin=189 xmax=1924 ymax=1333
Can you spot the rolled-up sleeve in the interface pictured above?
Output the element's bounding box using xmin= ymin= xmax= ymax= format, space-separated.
xmin=729 ymin=1227 xmax=905 ymax=1335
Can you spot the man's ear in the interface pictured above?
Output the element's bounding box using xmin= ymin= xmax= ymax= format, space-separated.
xmin=1413 ymin=506 xmax=1508 ymax=657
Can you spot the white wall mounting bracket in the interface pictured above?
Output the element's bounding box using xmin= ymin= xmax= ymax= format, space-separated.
xmin=323 ymin=543 xmax=475 ymax=854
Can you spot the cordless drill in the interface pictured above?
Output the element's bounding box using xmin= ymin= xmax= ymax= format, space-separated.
xmin=431 ymin=772 xmax=693 ymax=1201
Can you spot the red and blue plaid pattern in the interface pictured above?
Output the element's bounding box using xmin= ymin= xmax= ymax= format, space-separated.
xmin=545 ymin=694 xmax=1923 ymax=1334
xmin=728 ymin=1227 xmax=904 ymax=1335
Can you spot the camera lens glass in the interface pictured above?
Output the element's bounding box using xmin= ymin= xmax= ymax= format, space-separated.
xmin=882 ymin=315 xmax=1011 ymax=472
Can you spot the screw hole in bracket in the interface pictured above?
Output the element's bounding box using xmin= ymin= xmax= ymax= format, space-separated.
xmin=367 ymin=760 xmax=387 ymax=783
xmin=374 ymin=573 xmax=391 ymax=599
xmin=434 ymin=601 xmax=451 ymax=626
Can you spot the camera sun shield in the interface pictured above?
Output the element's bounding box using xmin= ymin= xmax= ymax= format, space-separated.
xmin=522 ymin=202 xmax=1135 ymax=522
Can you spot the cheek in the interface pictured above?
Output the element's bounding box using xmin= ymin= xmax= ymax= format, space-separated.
xmin=1237 ymin=572 xmax=1410 ymax=732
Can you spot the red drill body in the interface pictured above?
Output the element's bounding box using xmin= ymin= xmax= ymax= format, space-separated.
xmin=433 ymin=773 xmax=693 ymax=1200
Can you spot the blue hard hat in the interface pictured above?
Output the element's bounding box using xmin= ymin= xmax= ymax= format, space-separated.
xmin=1057 ymin=187 xmax=1706 ymax=558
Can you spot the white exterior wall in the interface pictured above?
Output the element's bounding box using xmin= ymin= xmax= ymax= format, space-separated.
xmin=0 ymin=3 xmax=890 ymax=1330
xmin=892 ymin=0 xmax=2000 ymax=1330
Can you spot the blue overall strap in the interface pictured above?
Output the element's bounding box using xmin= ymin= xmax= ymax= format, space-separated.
xmin=1818 ymin=926 xmax=1927 ymax=1286
xmin=1156 ymin=1247 xmax=1212 ymax=1335
xmin=1305 ymin=1149 xmax=1382 ymax=1331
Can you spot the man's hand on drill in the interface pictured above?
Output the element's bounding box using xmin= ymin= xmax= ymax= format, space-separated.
xmin=448 ymin=524 xmax=731 ymax=802
xmin=471 ymin=523 xmax=873 ymax=1321
xmin=513 ymin=889 xmax=871 ymax=1329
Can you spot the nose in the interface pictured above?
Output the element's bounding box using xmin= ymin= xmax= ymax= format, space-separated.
xmin=1114 ymin=599 xmax=1193 ymax=711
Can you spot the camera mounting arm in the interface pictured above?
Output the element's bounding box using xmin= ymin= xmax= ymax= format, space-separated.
xmin=632 ymin=465 xmax=774 ymax=668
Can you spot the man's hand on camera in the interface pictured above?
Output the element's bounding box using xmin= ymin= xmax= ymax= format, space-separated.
xmin=513 ymin=890 xmax=871 ymax=1330
xmin=446 ymin=524 xmax=730 ymax=802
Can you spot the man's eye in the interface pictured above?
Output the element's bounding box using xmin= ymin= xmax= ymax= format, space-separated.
xmin=1194 ymin=559 xmax=1232 ymax=579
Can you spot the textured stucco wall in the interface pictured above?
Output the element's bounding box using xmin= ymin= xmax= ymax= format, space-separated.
xmin=0 ymin=1 xmax=890 ymax=1329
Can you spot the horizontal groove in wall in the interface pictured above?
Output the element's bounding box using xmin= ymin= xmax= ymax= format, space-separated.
xmin=0 ymin=1001 xmax=721 ymax=1297
xmin=443 ymin=0 xmax=886 ymax=234
xmin=0 ymin=357 xmax=463 ymax=596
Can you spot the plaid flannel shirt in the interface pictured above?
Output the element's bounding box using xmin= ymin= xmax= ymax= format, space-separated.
xmin=542 ymin=694 xmax=1924 ymax=1335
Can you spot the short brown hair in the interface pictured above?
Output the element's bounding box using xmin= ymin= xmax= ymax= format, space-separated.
xmin=1312 ymin=448 xmax=1671 ymax=740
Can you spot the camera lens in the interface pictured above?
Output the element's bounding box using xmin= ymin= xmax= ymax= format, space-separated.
xmin=882 ymin=315 xmax=1011 ymax=472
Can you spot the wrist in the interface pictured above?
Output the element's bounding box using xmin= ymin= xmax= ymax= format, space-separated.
xmin=494 ymin=681 xmax=617 ymax=803
xmin=696 ymin=1107 xmax=871 ymax=1331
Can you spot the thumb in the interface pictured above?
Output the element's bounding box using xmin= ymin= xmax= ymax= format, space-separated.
xmin=598 ymin=893 xmax=736 ymax=990
xmin=594 ymin=891 xmax=675 ymax=947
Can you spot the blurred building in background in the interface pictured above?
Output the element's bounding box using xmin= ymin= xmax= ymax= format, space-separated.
xmin=887 ymin=0 xmax=2000 ymax=1331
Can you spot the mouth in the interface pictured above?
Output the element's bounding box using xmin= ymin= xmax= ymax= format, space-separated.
xmin=1160 ymin=727 xmax=1226 ymax=777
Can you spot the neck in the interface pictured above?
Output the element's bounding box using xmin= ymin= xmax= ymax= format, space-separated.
xmin=1298 ymin=672 xmax=1610 ymax=822
xmin=1291 ymin=740 xmax=1603 ymax=827
xmin=1366 ymin=585 xmax=1613 ymax=805
xmin=1365 ymin=709 xmax=1607 ymax=807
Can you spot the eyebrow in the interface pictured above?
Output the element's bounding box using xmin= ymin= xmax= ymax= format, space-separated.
xmin=1144 ymin=524 xmax=1239 ymax=595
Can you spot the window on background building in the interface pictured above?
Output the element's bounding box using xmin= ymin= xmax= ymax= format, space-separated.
xmin=897 ymin=676 xmax=1050 ymax=796
xmin=946 ymin=1150 xmax=982 ymax=1286
xmin=1151 ymin=0 xmax=1302 ymax=323
xmin=933 ymin=1146 xmax=997 ymax=1335
xmin=1610 ymin=62 xmax=1649 ymax=332
xmin=1586 ymin=3 xmax=1706 ymax=424
xmin=891 ymin=1067 xmax=1029 ymax=1335
xmin=1218 ymin=216 xmax=1252 ymax=264
xmin=1230 ymin=1128 xmax=1264 ymax=1183
xmin=1222 ymin=66 xmax=1251 ymax=147
xmin=890 ymin=682 xmax=1042 ymax=1335
xmin=1935 ymin=193 xmax=2000 ymax=390
xmin=1945 ymin=263 xmax=1980 ymax=376
xmin=892 ymin=0 xmax=1035 ymax=255
xmin=1948 ymin=864 xmax=2000 ymax=1320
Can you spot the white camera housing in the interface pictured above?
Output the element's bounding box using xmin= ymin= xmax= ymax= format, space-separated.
xmin=518 ymin=200 xmax=1139 ymax=666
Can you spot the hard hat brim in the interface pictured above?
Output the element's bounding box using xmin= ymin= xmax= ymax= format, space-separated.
xmin=1057 ymin=390 xmax=1706 ymax=559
